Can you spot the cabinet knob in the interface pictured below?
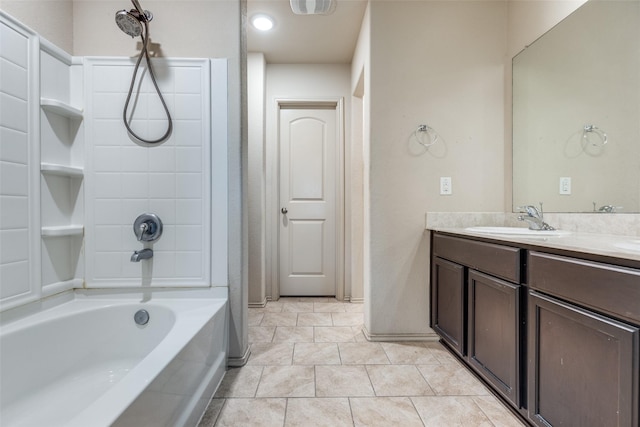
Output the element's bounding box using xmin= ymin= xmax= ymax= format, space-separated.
xmin=281 ymin=207 xmax=288 ymax=214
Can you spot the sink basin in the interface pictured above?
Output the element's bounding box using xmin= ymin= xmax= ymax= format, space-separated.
xmin=613 ymin=240 xmax=640 ymax=252
xmin=465 ymin=226 xmax=571 ymax=237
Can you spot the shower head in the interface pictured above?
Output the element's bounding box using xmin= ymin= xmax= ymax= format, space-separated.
xmin=115 ymin=0 xmax=153 ymax=38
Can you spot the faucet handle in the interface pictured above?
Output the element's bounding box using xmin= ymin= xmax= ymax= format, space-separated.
xmin=516 ymin=205 xmax=539 ymax=217
xmin=133 ymin=213 xmax=163 ymax=242
xmin=136 ymin=222 xmax=149 ymax=241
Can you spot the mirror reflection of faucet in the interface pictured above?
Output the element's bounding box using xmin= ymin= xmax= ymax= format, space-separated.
xmin=592 ymin=202 xmax=623 ymax=213
xmin=131 ymin=213 xmax=163 ymax=262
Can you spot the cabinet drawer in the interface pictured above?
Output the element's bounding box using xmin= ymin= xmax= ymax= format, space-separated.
xmin=528 ymin=251 xmax=640 ymax=324
xmin=432 ymin=233 xmax=521 ymax=282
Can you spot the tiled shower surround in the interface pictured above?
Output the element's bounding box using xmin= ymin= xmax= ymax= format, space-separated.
xmin=199 ymin=298 xmax=525 ymax=427
xmin=0 ymin=19 xmax=33 ymax=303
xmin=1 ymin=9 xmax=228 ymax=312
xmin=84 ymin=58 xmax=213 ymax=288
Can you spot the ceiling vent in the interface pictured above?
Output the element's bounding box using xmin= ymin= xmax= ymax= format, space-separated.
xmin=290 ymin=0 xmax=336 ymax=15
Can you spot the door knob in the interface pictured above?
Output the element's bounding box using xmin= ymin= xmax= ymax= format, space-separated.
xmin=281 ymin=207 xmax=288 ymax=214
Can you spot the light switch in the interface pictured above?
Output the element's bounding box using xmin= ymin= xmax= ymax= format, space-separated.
xmin=440 ymin=177 xmax=452 ymax=195
xmin=559 ymin=177 xmax=571 ymax=195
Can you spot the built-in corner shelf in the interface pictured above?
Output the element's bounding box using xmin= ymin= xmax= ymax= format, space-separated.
xmin=41 ymin=163 xmax=84 ymax=178
xmin=40 ymin=98 xmax=83 ymax=119
xmin=41 ymin=225 xmax=84 ymax=237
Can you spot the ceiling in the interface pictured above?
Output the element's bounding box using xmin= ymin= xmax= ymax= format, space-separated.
xmin=246 ymin=0 xmax=368 ymax=64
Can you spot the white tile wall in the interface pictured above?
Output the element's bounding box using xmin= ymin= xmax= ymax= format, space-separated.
xmin=84 ymin=58 xmax=213 ymax=288
xmin=0 ymin=16 xmax=37 ymax=306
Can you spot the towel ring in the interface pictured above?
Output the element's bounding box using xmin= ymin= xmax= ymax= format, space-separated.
xmin=415 ymin=124 xmax=440 ymax=148
xmin=582 ymin=124 xmax=607 ymax=147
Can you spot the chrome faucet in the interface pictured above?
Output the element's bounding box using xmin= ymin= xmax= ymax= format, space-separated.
xmin=517 ymin=204 xmax=555 ymax=231
xmin=131 ymin=248 xmax=153 ymax=262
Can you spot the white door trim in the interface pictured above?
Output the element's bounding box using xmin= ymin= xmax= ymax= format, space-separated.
xmin=268 ymin=98 xmax=345 ymax=301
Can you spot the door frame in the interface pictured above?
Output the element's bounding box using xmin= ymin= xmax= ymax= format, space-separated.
xmin=267 ymin=98 xmax=345 ymax=301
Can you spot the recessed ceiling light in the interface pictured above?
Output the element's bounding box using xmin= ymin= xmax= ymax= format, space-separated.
xmin=251 ymin=14 xmax=274 ymax=31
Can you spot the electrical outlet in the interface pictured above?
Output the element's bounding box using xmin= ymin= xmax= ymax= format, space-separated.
xmin=440 ymin=177 xmax=452 ymax=195
xmin=559 ymin=177 xmax=571 ymax=195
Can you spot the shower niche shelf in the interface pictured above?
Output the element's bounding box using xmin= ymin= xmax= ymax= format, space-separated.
xmin=39 ymin=41 xmax=85 ymax=293
xmin=41 ymin=225 xmax=84 ymax=237
xmin=40 ymin=98 xmax=83 ymax=119
xmin=40 ymin=163 xmax=84 ymax=178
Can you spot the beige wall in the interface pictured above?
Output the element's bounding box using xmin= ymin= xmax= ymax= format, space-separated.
xmin=351 ymin=1 xmax=370 ymax=319
xmin=364 ymin=1 xmax=507 ymax=339
xmin=248 ymin=52 xmax=266 ymax=306
xmin=1 ymin=0 xmax=73 ymax=52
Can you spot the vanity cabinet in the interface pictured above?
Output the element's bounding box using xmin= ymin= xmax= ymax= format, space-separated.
xmin=431 ymin=233 xmax=523 ymax=408
xmin=527 ymin=252 xmax=639 ymax=427
xmin=430 ymin=231 xmax=640 ymax=427
xmin=431 ymin=257 xmax=465 ymax=356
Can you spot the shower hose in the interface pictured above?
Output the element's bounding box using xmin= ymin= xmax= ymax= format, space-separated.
xmin=123 ymin=20 xmax=173 ymax=144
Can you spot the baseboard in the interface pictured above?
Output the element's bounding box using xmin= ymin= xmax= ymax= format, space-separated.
xmin=248 ymin=298 xmax=267 ymax=308
xmin=227 ymin=345 xmax=251 ymax=367
xmin=362 ymin=326 xmax=440 ymax=342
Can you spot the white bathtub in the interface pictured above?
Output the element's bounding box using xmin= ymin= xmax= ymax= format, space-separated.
xmin=0 ymin=288 xmax=228 ymax=427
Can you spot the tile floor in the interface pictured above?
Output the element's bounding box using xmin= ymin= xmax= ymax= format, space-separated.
xmin=198 ymin=298 xmax=525 ymax=427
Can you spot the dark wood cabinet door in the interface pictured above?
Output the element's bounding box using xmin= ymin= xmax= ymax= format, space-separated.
xmin=467 ymin=270 xmax=521 ymax=407
xmin=528 ymin=291 xmax=639 ymax=427
xmin=431 ymin=257 xmax=465 ymax=356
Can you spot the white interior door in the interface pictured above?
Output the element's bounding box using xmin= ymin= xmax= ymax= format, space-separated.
xmin=279 ymin=106 xmax=337 ymax=296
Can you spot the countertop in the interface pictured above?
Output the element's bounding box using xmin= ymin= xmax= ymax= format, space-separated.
xmin=428 ymin=226 xmax=640 ymax=265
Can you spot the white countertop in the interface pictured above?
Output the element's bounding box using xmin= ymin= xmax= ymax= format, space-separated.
xmin=428 ymin=227 xmax=640 ymax=264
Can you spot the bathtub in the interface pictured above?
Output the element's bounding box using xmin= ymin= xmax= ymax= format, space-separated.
xmin=0 ymin=288 xmax=228 ymax=427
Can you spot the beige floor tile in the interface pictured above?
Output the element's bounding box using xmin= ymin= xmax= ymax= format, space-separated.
xmin=366 ymin=365 xmax=434 ymax=396
xmin=249 ymin=326 xmax=276 ymax=343
xmin=332 ymin=312 xmax=364 ymax=326
xmin=338 ymin=342 xmax=390 ymax=365
xmin=255 ymin=365 xmax=315 ymax=398
xmin=315 ymin=365 xmax=375 ymax=397
xmin=352 ymin=326 xmax=369 ymax=342
xmin=350 ymin=397 xmax=424 ymax=427
xmin=313 ymin=302 xmax=346 ymax=312
xmin=411 ymin=396 xmax=494 ymax=427
xmin=272 ymin=326 xmax=314 ymax=343
xmin=381 ymin=341 xmax=439 ymax=364
xmin=197 ymin=398 xmax=224 ymax=427
xmin=418 ymin=363 xmax=489 ymax=396
xmin=247 ymin=343 xmax=294 ymax=366
xmin=251 ymin=302 xmax=285 ymax=313
xmin=293 ymin=297 xmax=337 ymax=303
xmin=248 ymin=311 xmax=264 ymax=326
xmin=344 ymin=302 xmax=364 ymax=313
xmin=281 ymin=302 xmax=314 ymax=313
xmin=260 ymin=312 xmax=298 ymax=327
xmin=215 ymin=398 xmax=286 ymax=427
xmin=296 ymin=312 xmax=333 ymax=326
xmin=214 ymin=366 xmax=263 ymax=398
xmin=293 ymin=342 xmax=341 ymax=365
xmin=424 ymin=341 xmax=460 ymax=364
xmin=285 ymin=398 xmax=353 ymax=427
xmin=314 ymin=326 xmax=357 ymax=343
xmin=472 ymin=395 xmax=527 ymax=427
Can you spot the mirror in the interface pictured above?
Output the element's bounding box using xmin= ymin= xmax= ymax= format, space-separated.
xmin=512 ymin=0 xmax=640 ymax=213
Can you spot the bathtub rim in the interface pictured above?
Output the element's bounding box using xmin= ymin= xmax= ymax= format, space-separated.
xmin=0 ymin=286 xmax=228 ymax=327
